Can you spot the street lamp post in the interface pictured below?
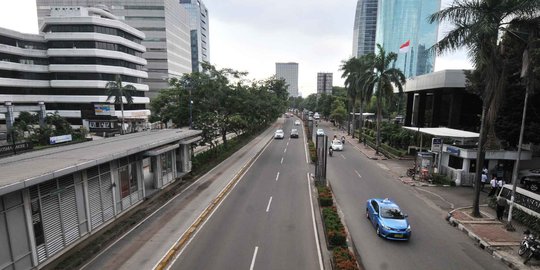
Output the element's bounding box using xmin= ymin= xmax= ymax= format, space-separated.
xmin=189 ymin=87 xmax=193 ymax=129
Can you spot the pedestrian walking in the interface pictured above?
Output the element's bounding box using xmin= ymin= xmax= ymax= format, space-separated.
xmin=480 ymin=172 xmax=488 ymax=191
xmin=488 ymin=175 xmax=498 ymax=196
xmin=496 ymin=196 xmax=507 ymax=221
xmin=497 ymin=178 xmax=505 ymax=188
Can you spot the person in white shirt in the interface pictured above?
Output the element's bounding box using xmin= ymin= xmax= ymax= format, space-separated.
xmin=481 ymin=173 xmax=488 ymax=191
xmin=497 ymin=178 xmax=505 ymax=188
xmin=488 ymin=175 xmax=498 ymax=196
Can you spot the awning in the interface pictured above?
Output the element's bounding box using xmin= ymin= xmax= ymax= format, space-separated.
xmin=143 ymin=144 xmax=179 ymax=157
xmin=179 ymin=136 xmax=202 ymax=145
xmin=402 ymin=127 xmax=479 ymax=139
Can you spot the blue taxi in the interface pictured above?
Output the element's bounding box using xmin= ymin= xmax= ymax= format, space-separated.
xmin=365 ymin=198 xmax=411 ymax=240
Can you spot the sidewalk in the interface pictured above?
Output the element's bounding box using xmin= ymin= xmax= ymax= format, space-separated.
xmin=322 ymin=121 xmax=539 ymax=269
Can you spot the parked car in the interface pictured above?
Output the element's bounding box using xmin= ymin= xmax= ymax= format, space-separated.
xmin=331 ymin=140 xmax=343 ymax=151
xmin=521 ymin=176 xmax=540 ymax=192
xmin=274 ymin=129 xmax=284 ymax=139
xmin=295 ymin=120 xmax=301 ymax=126
xmin=290 ymin=129 xmax=299 ymax=138
xmin=366 ymin=198 xmax=411 ymax=240
xmin=316 ymin=128 xmax=325 ymax=136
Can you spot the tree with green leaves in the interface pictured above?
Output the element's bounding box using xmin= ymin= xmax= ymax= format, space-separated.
xmin=362 ymin=44 xmax=406 ymax=154
xmin=106 ymin=75 xmax=137 ymax=134
xmin=330 ymin=99 xmax=347 ymax=128
xmin=429 ymin=0 xmax=540 ymax=218
xmin=150 ymin=63 xmax=289 ymax=148
xmin=340 ymin=53 xmax=376 ymax=141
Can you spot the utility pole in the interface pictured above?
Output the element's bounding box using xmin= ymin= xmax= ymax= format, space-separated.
xmin=189 ymin=87 xmax=193 ymax=129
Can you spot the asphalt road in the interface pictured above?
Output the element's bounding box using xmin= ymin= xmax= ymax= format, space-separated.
xmin=170 ymin=117 xmax=322 ymax=270
xmin=320 ymin=122 xmax=508 ymax=270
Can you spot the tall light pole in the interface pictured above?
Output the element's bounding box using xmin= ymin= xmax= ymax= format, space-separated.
xmin=189 ymin=87 xmax=193 ymax=129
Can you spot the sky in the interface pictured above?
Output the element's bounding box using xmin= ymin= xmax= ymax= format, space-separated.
xmin=0 ymin=0 xmax=472 ymax=97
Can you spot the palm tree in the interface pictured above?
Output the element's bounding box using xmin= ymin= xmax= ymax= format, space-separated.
xmin=363 ymin=44 xmax=406 ymax=155
xmin=428 ymin=0 xmax=540 ymax=217
xmin=355 ymin=54 xmax=376 ymax=144
xmin=340 ymin=57 xmax=359 ymax=137
xmin=106 ymin=75 xmax=137 ymax=135
xmin=340 ymin=54 xmax=375 ymax=139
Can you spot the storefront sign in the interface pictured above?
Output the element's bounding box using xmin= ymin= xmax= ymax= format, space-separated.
xmin=94 ymin=104 xmax=115 ymax=116
xmin=431 ymin=138 xmax=442 ymax=152
xmin=88 ymin=120 xmax=119 ymax=132
xmin=500 ymin=185 xmax=540 ymax=216
xmin=49 ymin=134 xmax=72 ymax=145
xmin=447 ymin=146 xmax=460 ymax=156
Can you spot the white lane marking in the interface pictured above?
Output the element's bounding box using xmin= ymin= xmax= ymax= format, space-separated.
xmin=340 ymin=154 xmax=346 ymax=159
xmin=82 ymin=133 xmax=268 ymax=270
xmin=354 ymin=170 xmax=362 ymax=179
xmin=284 ymin=148 xmax=287 ymax=153
xmin=307 ymin=173 xmax=324 ymax=270
xmin=250 ymin=246 xmax=259 ymax=270
xmin=303 ymin=125 xmax=309 ymax=164
xmin=275 ymin=172 xmax=280 ymax=181
xmin=266 ymin=196 xmax=273 ymax=212
xmin=281 ymin=157 xmax=284 ymax=164
xmin=162 ymin=132 xmax=275 ymax=270
xmin=416 ymin=187 xmax=455 ymax=209
xmin=287 ymin=141 xmax=290 ymax=146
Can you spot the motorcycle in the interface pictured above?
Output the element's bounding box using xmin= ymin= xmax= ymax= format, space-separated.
xmin=329 ymin=147 xmax=333 ymax=157
xmin=524 ymin=239 xmax=540 ymax=265
xmin=519 ymin=230 xmax=536 ymax=257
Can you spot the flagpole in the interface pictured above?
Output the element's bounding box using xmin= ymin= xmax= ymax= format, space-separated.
xmin=403 ymin=52 xmax=408 ymax=76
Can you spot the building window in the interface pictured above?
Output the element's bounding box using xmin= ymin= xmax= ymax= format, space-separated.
xmin=448 ymin=155 xmax=463 ymax=170
xmin=161 ymin=152 xmax=173 ymax=177
xmin=31 ymin=200 xmax=45 ymax=246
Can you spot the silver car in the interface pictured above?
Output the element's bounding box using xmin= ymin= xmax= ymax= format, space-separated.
xmin=274 ymin=129 xmax=284 ymax=139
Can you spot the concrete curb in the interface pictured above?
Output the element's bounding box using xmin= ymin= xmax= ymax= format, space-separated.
xmin=447 ymin=215 xmax=522 ymax=269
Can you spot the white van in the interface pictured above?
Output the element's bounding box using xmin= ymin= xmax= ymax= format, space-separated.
xmin=313 ymin=112 xmax=320 ymax=120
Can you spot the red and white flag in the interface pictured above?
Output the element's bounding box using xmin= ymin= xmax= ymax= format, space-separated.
xmin=399 ymin=40 xmax=410 ymax=53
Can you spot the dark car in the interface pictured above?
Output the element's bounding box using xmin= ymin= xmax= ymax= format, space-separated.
xmin=521 ymin=175 xmax=540 ymax=193
xmin=290 ymin=129 xmax=299 ymax=138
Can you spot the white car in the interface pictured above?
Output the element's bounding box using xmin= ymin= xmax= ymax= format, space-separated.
xmin=295 ymin=120 xmax=301 ymax=126
xmin=331 ymin=140 xmax=343 ymax=151
xmin=316 ymin=128 xmax=325 ymax=136
xmin=274 ymin=129 xmax=284 ymax=139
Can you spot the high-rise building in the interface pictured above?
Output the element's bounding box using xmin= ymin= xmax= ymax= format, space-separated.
xmin=180 ymin=0 xmax=210 ymax=72
xmin=352 ymin=0 xmax=378 ymax=57
xmin=36 ymin=0 xmax=193 ymax=99
xmin=0 ymin=6 xmax=149 ymax=128
xmin=275 ymin=62 xmax=298 ymax=98
xmin=375 ymin=0 xmax=440 ymax=78
xmin=317 ymin=73 xmax=333 ymax=95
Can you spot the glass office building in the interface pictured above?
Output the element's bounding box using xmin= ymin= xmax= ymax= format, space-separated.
xmin=375 ymin=0 xmax=440 ymax=78
xmin=352 ymin=0 xmax=378 ymax=57
xmin=180 ymin=0 xmax=210 ymax=72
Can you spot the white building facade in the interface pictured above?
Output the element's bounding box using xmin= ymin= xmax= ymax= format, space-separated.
xmin=276 ymin=62 xmax=299 ymax=98
xmin=36 ymin=0 xmax=193 ymax=99
xmin=0 ymin=6 xmax=149 ymax=128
